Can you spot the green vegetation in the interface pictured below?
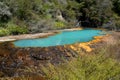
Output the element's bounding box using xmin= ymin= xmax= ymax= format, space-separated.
xmin=0 ymin=28 xmax=9 ymax=36
xmin=42 ymin=56 xmax=120 ymax=80
xmin=54 ymin=21 xmax=66 ymax=29
xmin=6 ymin=23 xmax=28 ymax=35
xmin=112 ymin=0 xmax=120 ymax=16
xmin=0 ymin=0 xmax=120 ymax=36
xmin=114 ymin=14 xmax=120 ymax=29
xmin=41 ymin=43 xmax=120 ymax=80
xmin=0 ymin=22 xmax=28 ymax=36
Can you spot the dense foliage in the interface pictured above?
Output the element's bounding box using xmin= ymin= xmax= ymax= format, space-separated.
xmin=43 ymin=55 xmax=120 ymax=80
xmin=0 ymin=0 xmax=120 ymax=36
xmin=112 ymin=0 xmax=120 ymax=15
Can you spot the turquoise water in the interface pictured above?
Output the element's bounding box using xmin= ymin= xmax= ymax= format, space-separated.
xmin=13 ymin=29 xmax=103 ymax=47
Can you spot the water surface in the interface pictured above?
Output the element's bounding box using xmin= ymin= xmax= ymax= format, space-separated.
xmin=14 ymin=29 xmax=103 ymax=47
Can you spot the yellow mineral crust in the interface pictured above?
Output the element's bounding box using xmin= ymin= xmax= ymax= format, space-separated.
xmin=70 ymin=45 xmax=77 ymax=51
xmin=78 ymin=43 xmax=92 ymax=52
xmin=69 ymin=35 xmax=109 ymax=53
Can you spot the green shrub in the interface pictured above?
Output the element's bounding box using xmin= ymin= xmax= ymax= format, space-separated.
xmin=0 ymin=23 xmax=6 ymax=28
xmin=41 ymin=49 xmax=120 ymax=80
xmin=0 ymin=28 xmax=9 ymax=36
xmin=115 ymin=20 xmax=120 ymax=28
xmin=113 ymin=13 xmax=120 ymax=29
xmin=54 ymin=21 xmax=66 ymax=29
xmin=6 ymin=23 xmax=28 ymax=35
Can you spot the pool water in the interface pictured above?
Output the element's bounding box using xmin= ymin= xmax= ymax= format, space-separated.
xmin=13 ymin=29 xmax=103 ymax=47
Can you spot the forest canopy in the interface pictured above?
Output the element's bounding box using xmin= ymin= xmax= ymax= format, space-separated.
xmin=0 ymin=0 xmax=120 ymax=36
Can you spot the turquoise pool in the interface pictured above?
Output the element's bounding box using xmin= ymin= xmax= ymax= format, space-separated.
xmin=13 ymin=29 xmax=103 ymax=47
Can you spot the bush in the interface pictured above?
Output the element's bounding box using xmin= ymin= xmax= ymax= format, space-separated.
xmin=0 ymin=28 xmax=9 ymax=36
xmin=0 ymin=23 xmax=6 ymax=27
xmin=114 ymin=14 xmax=120 ymax=29
xmin=6 ymin=23 xmax=28 ymax=35
xmin=41 ymin=48 xmax=120 ymax=80
xmin=115 ymin=20 xmax=120 ymax=28
xmin=54 ymin=21 xmax=66 ymax=29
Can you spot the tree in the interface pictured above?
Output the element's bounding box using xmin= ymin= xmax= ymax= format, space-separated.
xmin=77 ymin=0 xmax=113 ymax=27
xmin=0 ymin=2 xmax=11 ymax=22
xmin=112 ymin=0 xmax=120 ymax=15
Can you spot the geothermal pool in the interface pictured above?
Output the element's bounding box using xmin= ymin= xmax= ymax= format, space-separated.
xmin=13 ymin=29 xmax=103 ymax=47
